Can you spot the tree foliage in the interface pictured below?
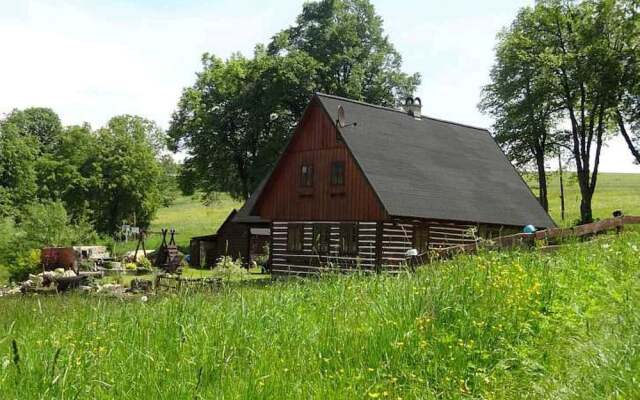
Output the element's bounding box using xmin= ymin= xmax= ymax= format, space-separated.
xmin=480 ymin=8 xmax=559 ymax=211
xmin=169 ymin=0 xmax=420 ymax=199
xmin=268 ymin=0 xmax=420 ymax=107
xmin=482 ymin=0 xmax=640 ymax=224
xmin=0 ymin=109 xmax=169 ymax=236
xmin=0 ymin=124 xmax=38 ymax=217
xmin=1 ymin=107 xmax=62 ymax=151
xmin=88 ymin=115 xmax=162 ymax=234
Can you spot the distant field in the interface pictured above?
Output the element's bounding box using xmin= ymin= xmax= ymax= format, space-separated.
xmin=527 ymin=172 xmax=640 ymax=226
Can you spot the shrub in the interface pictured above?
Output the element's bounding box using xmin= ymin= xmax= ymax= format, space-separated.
xmin=138 ymin=256 xmax=152 ymax=270
xmin=212 ymin=256 xmax=247 ymax=279
xmin=6 ymin=249 xmax=41 ymax=283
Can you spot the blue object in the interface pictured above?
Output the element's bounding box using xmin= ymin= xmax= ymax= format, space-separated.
xmin=523 ymin=224 xmax=536 ymax=234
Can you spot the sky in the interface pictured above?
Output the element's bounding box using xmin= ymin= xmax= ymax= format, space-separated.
xmin=0 ymin=0 xmax=638 ymax=173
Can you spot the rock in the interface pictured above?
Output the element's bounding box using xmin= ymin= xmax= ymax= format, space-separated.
xmin=62 ymin=269 xmax=77 ymax=277
xmin=79 ymin=285 xmax=94 ymax=293
xmin=54 ymin=268 xmax=65 ymax=275
xmin=7 ymin=287 xmax=22 ymax=295
xmin=97 ymin=283 xmax=124 ymax=294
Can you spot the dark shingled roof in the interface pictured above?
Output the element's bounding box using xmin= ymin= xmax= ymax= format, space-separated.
xmin=237 ymin=93 xmax=556 ymax=228
xmin=233 ymin=175 xmax=270 ymax=224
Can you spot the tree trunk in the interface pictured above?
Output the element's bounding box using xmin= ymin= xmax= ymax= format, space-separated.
xmin=535 ymin=154 xmax=549 ymax=211
xmin=579 ymin=192 xmax=593 ymax=225
xmin=616 ymin=110 xmax=640 ymax=164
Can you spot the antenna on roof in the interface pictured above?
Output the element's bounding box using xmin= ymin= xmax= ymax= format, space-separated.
xmin=336 ymin=105 xmax=357 ymax=128
xmin=337 ymin=105 xmax=346 ymax=127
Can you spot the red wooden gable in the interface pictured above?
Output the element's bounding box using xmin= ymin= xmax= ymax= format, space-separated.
xmin=254 ymin=99 xmax=387 ymax=221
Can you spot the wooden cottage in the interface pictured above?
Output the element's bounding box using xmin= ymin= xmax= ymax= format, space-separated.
xmin=234 ymin=93 xmax=555 ymax=274
xmin=190 ymin=209 xmax=270 ymax=267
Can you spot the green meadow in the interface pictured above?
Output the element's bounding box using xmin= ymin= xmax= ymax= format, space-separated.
xmin=1 ymin=232 xmax=639 ymax=399
xmin=528 ymin=172 xmax=640 ymax=226
xmin=113 ymin=193 xmax=242 ymax=255
xmin=0 ymin=172 xmax=639 ymax=399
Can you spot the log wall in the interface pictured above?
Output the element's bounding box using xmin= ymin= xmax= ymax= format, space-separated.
xmin=269 ymin=219 xmax=491 ymax=274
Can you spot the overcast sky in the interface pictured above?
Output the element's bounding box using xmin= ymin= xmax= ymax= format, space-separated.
xmin=1 ymin=0 xmax=638 ymax=172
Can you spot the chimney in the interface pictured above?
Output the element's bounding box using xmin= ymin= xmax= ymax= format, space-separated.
xmin=404 ymin=96 xmax=422 ymax=119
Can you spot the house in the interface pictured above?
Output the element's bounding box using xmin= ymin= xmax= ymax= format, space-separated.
xmin=190 ymin=209 xmax=270 ymax=268
xmin=235 ymin=93 xmax=555 ymax=274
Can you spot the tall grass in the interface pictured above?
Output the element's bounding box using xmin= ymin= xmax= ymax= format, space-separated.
xmin=1 ymin=232 xmax=639 ymax=399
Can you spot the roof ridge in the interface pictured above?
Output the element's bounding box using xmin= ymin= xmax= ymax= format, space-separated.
xmin=314 ymin=92 xmax=489 ymax=132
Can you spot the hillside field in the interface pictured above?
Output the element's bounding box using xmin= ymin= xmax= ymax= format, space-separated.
xmin=529 ymin=172 xmax=640 ymax=226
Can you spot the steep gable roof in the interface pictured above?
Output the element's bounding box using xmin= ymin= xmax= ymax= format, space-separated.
xmin=237 ymin=93 xmax=556 ymax=228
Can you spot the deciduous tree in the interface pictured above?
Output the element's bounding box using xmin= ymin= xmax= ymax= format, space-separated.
xmin=169 ymin=0 xmax=420 ymax=199
xmin=480 ymin=8 xmax=560 ymax=212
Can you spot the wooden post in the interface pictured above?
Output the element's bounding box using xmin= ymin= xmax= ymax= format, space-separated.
xmin=268 ymin=223 xmax=274 ymax=273
xmin=375 ymin=221 xmax=383 ymax=274
xmin=559 ymin=152 xmax=565 ymax=222
xmin=613 ymin=210 xmax=624 ymax=235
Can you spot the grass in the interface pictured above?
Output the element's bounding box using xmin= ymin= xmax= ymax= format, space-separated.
xmin=112 ymin=193 xmax=242 ymax=255
xmin=1 ymin=232 xmax=639 ymax=398
xmin=528 ymin=172 xmax=640 ymax=226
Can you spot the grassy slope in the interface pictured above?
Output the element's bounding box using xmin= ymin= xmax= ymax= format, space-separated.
xmin=1 ymin=232 xmax=639 ymax=399
xmin=113 ymin=194 xmax=242 ymax=255
xmin=528 ymin=172 xmax=640 ymax=226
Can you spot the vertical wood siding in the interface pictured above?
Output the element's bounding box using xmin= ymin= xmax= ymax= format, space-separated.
xmin=255 ymin=102 xmax=387 ymax=221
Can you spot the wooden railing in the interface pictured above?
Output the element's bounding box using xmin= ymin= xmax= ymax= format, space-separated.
xmin=432 ymin=215 xmax=640 ymax=258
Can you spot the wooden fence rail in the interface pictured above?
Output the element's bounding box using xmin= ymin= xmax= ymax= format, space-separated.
xmin=433 ymin=215 xmax=640 ymax=258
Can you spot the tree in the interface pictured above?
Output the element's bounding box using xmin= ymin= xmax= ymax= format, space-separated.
xmin=170 ymin=50 xmax=320 ymax=199
xmin=536 ymin=0 xmax=633 ymax=223
xmin=613 ymin=0 xmax=640 ymax=164
xmin=35 ymin=124 xmax=97 ymax=221
xmin=169 ymin=0 xmax=420 ymax=199
xmin=0 ymin=107 xmax=62 ymax=151
xmin=484 ymin=0 xmax=636 ymax=224
xmin=88 ymin=115 xmax=162 ymax=234
xmin=157 ymin=155 xmax=180 ymax=207
xmin=0 ymin=124 xmax=38 ymax=217
xmin=480 ymin=8 xmax=560 ymax=212
xmin=268 ymin=0 xmax=420 ymax=107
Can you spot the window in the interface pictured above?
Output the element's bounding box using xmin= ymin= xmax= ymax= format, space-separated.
xmin=312 ymin=224 xmax=330 ymax=254
xmin=414 ymin=225 xmax=429 ymax=253
xmin=300 ymin=164 xmax=313 ymax=187
xmin=331 ymin=161 xmax=345 ymax=186
xmin=339 ymin=223 xmax=358 ymax=255
xmin=287 ymin=224 xmax=304 ymax=252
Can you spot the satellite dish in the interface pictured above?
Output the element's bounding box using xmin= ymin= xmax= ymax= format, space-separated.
xmin=337 ymin=105 xmax=346 ymax=128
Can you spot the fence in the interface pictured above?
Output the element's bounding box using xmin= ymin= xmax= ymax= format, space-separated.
xmin=432 ymin=215 xmax=640 ymax=258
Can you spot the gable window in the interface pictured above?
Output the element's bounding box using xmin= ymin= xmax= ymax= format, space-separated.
xmin=287 ymin=224 xmax=304 ymax=253
xmin=331 ymin=161 xmax=345 ymax=186
xmin=300 ymin=164 xmax=313 ymax=187
xmin=312 ymin=224 xmax=330 ymax=254
xmin=339 ymin=223 xmax=358 ymax=255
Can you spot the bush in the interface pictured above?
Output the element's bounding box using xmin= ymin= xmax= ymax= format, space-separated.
xmin=212 ymin=256 xmax=247 ymax=279
xmin=138 ymin=256 xmax=152 ymax=270
xmin=6 ymin=249 xmax=41 ymax=283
